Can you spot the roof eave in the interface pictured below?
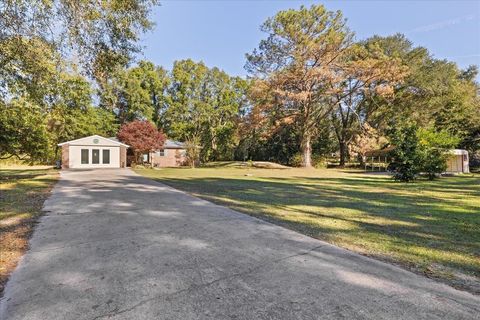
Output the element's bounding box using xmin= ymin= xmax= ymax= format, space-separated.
xmin=57 ymin=135 xmax=129 ymax=147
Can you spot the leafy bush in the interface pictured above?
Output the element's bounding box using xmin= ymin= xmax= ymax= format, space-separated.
xmin=311 ymin=154 xmax=328 ymax=168
xmin=290 ymin=153 xmax=327 ymax=168
xmin=387 ymin=123 xmax=421 ymax=182
xmin=417 ymin=128 xmax=460 ymax=180
xmin=387 ymin=123 xmax=460 ymax=181
xmin=289 ymin=153 xmax=303 ymax=167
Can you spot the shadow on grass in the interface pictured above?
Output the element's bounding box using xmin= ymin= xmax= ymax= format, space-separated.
xmin=0 ymin=168 xmax=58 ymax=180
xmin=4 ymin=169 xmax=479 ymax=316
xmin=149 ymin=174 xmax=480 ymax=279
xmin=200 ymin=161 xmax=246 ymax=168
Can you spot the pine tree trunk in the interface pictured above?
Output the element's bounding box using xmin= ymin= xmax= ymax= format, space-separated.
xmin=301 ymin=134 xmax=312 ymax=168
xmin=339 ymin=141 xmax=347 ymax=167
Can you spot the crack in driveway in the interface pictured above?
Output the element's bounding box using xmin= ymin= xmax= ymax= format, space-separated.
xmin=92 ymin=244 xmax=325 ymax=319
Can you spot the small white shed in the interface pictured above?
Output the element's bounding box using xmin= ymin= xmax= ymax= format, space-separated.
xmin=446 ymin=149 xmax=469 ymax=174
xmin=58 ymin=135 xmax=129 ymax=169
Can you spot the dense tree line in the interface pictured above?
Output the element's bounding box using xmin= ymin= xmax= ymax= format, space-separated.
xmin=243 ymin=6 xmax=479 ymax=167
xmin=1 ymin=4 xmax=479 ymax=170
xmin=0 ymin=0 xmax=158 ymax=162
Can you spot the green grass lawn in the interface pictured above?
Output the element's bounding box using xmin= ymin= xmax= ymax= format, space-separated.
xmin=0 ymin=167 xmax=58 ymax=295
xmin=136 ymin=165 xmax=480 ymax=293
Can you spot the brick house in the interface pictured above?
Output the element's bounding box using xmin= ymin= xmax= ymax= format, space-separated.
xmin=144 ymin=140 xmax=188 ymax=167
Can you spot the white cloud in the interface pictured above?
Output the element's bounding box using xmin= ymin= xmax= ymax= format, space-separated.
xmin=410 ymin=14 xmax=477 ymax=33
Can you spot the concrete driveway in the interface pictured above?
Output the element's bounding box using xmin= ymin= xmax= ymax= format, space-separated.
xmin=1 ymin=169 xmax=478 ymax=319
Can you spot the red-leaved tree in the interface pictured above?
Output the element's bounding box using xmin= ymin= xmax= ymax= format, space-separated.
xmin=117 ymin=120 xmax=165 ymax=164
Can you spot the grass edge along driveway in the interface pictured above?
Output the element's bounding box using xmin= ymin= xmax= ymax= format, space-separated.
xmin=0 ymin=167 xmax=58 ymax=296
xmin=136 ymin=165 xmax=480 ymax=294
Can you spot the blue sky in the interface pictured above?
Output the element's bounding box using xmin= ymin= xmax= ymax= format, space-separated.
xmin=139 ymin=0 xmax=480 ymax=77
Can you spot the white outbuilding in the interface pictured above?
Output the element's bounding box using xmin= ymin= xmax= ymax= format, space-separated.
xmin=58 ymin=135 xmax=129 ymax=169
xmin=446 ymin=149 xmax=469 ymax=174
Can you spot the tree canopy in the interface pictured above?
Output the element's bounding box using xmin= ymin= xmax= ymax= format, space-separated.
xmin=117 ymin=120 xmax=165 ymax=163
xmin=246 ymin=5 xmax=353 ymax=167
xmin=0 ymin=0 xmax=159 ymax=84
xmin=1 ymin=3 xmax=478 ymax=175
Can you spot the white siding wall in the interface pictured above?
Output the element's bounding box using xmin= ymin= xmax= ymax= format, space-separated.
xmin=69 ymin=146 xmax=120 ymax=168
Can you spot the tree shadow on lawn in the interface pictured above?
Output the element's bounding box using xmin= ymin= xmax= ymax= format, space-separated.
xmin=5 ymin=168 xmax=479 ymax=315
xmin=154 ymin=175 xmax=480 ymax=280
xmin=296 ymin=174 xmax=480 ymax=196
xmin=0 ymin=168 xmax=58 ymax=182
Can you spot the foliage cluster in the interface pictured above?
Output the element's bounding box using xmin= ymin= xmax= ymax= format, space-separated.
xmin=117 ymin=121 xmax=165 ymax=164
xmin=1 ymin=3 xmax=478 ymax=175
xmin=388 ymin=123 xmax=460 ymax=181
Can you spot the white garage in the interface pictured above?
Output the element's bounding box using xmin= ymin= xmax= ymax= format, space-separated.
xmin=58 ymin=135 xmax=129 ymax=169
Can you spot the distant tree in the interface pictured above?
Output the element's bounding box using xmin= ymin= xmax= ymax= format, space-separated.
xmin=163 ymin=59 xmax=247 ymax=162
xmin=329 ymin=37 xmax=409 ymax=166
xmin=0 ymin=70 xmax=117 ymax=162
xmin=0 ymin=99 xmax=49 ymax=162
xmin=427 ymin=63 xmax=480 ymax=154
xmin=235 ymin=98 xmax=272 ymax=161
xmin=184 ymin=136 xmax=201 ymax=168
xmin=1 ymin=0 xmax=159 ymax=85
xmin=387 ymin=122 xmax=421 ymax=182
xmin=350 ymin=123 xmax=388 ymax=165
xmin=368 ymin=36 xmax=480 ymax=155
xmin=46 ymin=72 xmax=117 ymax=159
xmin=0 ymin=0 xmax=158 ymax=162
xmin=387 ymin=123 xmax=459 ymax=181
xmin=101 ymin=61 xmax=170 ymax=124
xmin=117 ymin=121 xmax=165 ymax=164
xmin=246 ymin=4 xmax=354 ymax=167
xmin=417 ymin=128 xmax=459 ymax=180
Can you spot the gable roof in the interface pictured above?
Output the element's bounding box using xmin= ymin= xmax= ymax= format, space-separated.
xmin=163 ymin=139 xmax=186 ymax=149
xmin=58 ymin=135 xmax=129 ymax=147
xmin=108 ymin=137 xmax=184 ymax=149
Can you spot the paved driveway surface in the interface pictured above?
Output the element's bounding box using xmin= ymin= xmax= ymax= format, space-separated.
xmin=1 ymin=169 xmax=478 ymax=319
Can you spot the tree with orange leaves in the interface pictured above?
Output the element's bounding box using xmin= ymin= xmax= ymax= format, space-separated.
xmin=246 ymin=4 xmax=354 ymax=167
xmin=329 ymin=38 xmax=409 ymax=166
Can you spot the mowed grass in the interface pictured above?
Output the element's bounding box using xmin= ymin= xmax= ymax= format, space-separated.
xmin=136 ymin=165 xmax=480 ymax=293
xmin=0 ymin=167 xmax=58 ymax=295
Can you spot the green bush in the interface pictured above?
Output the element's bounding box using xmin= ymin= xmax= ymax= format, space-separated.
xmin=387 ymin=123 xmax=421 ymax=182
xmin=290 ymin=153 xmax=327 ymax=168
xmin=387 ymin=123 xmax=460 ymax=182
xmin=311 ymin=154 xmax=328 ymax=168
xmin=289 ymin=153 xmax=303 ymax=167
xmin=417 ymin=128 xmax=460 ymax=180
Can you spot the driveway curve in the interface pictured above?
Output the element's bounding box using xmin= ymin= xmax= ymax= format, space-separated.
xmin=1 ymin=169 xmax=478 ymax=319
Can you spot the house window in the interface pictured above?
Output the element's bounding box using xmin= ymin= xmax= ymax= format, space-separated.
xmin=102 ymin=149 xmax=110 ymax=164
xmin=81 ymin=149 xmax=89 ymax=164
xmin=92 ymin=149 xmax=100 ymax=164
xmin=159 ymin=149 xmax=166 ymax=157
